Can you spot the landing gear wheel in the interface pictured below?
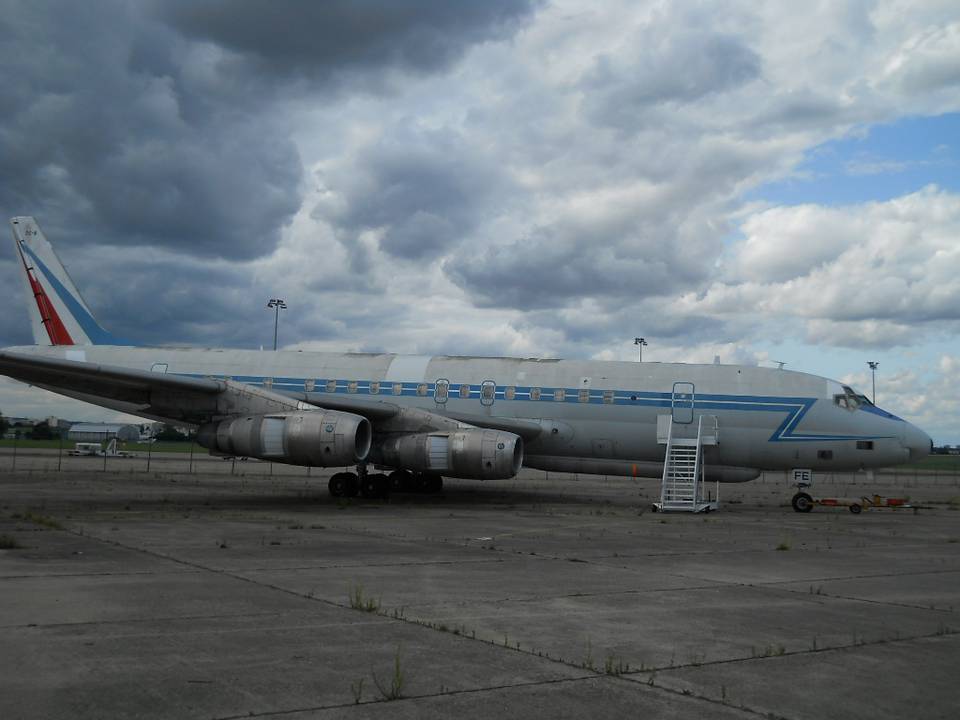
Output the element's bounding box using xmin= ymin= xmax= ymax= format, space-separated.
xmin=849 ymin=503 xmax=862 ymax=514
xmin=389 ymin=470 xmax=413 ymax=492
xmin=424 ymin=474 xmax=443 ymax=494
xmin=344 ymin=474 xmax=359 ymax=497
xmin=329 ymin=472 xmax=355 ymax=498
xmin=791 ymin=492 xmax=814 ymax=513
xmin=360 ymin=473 xmax=390 ymax=499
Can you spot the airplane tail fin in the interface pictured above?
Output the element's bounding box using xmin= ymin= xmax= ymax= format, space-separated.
xmin=10 ymin=216 xmax=127 ymax=346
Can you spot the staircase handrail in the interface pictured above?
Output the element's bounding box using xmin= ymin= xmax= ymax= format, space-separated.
xmin=660 ymin=419 xmax=674 ymax=506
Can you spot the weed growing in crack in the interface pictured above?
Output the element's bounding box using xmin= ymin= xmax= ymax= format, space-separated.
xmin=349 ymin=584 xmax=381 ymax=613
xmin=582 ymin=639 xmax=595 ymax=671
xmin=604 ymin=655 xmax=629 ymax=675
xmin=350 ymin=678 xmax=364 ymax=704
xmin=372 ymin=647 xmax=405 ymax=701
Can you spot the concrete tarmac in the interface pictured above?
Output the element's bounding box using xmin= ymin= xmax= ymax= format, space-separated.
xmin=1 ymin=456 xmax=958 ymax=719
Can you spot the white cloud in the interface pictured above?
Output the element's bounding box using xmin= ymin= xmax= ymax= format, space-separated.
xmin=700 ymin=187 xmax=960 ymax=347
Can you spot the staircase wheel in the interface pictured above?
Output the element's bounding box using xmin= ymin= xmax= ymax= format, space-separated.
xmin=792 ymin=492 xmax=814 ymax=513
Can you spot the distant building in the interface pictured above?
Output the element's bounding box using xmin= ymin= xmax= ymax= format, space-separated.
xmin=67 ymin=423 xmax=141 ymax=443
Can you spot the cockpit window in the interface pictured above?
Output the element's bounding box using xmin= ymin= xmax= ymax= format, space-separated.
xmin=834 ymin=385 xmax=873 ymax=411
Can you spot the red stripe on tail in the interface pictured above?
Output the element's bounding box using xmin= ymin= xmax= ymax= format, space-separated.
xmin=18 ymin=245 xmax=74 ymax=345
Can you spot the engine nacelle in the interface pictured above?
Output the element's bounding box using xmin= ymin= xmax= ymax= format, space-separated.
xmin=197 ymin=411 xmax=371 ymax=467
xmin=376 ymin=428 xmax=523 ymax=480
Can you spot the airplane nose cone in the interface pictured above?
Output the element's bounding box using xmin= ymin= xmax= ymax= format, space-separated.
xmin=902 ymin=423 xmax=932 ymax=462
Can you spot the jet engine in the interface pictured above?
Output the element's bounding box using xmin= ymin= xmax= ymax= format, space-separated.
xmin=376 ymin=428 xmax=523 ymax=480
xmin=197 ymin=410 xmax=371 ymax=466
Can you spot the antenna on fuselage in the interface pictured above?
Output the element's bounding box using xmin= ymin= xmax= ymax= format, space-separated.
xmin=774 ymin=360 xmax=786 ymax=370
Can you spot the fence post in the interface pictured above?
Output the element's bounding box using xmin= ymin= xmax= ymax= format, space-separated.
xmin=58 ymin=433 xmax=63 ymax=472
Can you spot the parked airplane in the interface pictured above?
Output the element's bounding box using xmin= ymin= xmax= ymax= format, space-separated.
xmin=1 ymin=217 xmax=930 ymax=504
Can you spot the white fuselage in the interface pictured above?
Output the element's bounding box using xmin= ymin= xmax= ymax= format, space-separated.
xmin=7 ymin=344 xmax=929 ymax=476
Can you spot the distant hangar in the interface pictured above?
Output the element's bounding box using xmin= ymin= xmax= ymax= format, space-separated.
xmin=67 ymin=423 xmax=140 ymax=443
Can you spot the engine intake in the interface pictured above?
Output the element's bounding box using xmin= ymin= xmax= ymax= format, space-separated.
xmin=198 ymin=410 xmax=371 ymax=467
xmin=376 ymin=428 xmax=523 ymax=480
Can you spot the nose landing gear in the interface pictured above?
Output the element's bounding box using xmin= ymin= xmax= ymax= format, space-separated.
xmin=791 ymin=491 xmax=814 ymax=513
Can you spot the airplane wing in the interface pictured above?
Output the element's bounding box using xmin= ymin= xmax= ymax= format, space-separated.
xmin=0 ymin=350 xmax=223 ymax=406
xmin=1 ymin=350 xmax=543 ymax=440
xmin=280 ymin=390 xmax=544 ymax=440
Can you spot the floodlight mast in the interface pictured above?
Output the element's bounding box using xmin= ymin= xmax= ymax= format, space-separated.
xmin=634 ymin=337 xmax=648 ymax=362
xmin=267 ymin=298 xmax=287 ymax=351
xmin=867 ymin=361 xmax=878 ymax=404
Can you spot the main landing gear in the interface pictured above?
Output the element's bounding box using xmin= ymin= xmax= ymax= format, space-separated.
xmin=327 ymin=466 xmax=444 ymax=499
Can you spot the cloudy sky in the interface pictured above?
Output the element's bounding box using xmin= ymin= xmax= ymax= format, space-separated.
xmin=1 ymin=0 xmax=959 ymax=443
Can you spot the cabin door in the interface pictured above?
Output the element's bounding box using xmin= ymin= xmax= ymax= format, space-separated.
xmin=671 ymin=382 xmax=695 ymax=424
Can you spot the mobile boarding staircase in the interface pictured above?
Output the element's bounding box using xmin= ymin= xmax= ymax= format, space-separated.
xmin=654 ymin=409 xmax=720 ymax=513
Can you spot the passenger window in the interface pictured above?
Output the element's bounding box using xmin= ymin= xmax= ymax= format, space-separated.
xmin=602 ymin=390 xmax=614 ymax=404
xmin=856 ymin=441 xmax=874 ymax=450
xmin=459 ymin=383 xmax=471 ymax=398
xmin=435 ymin=379 xmax=449 ymax=403
xmin=504 ymin=386 xmax=516 ymax=400
xmin=578 ymin=388 xmax=590 ymax=403
xmin=817 ymin=450 xmax=834 ymax=460
xmin=417 ymin=383 xmax=428 ymax=397
xmin=369 ymin=381 xmax=380 ymax=395
xmin=553 ymin=388 xmax=565 ymax=402
xmin=530 ymin=387 xmax=541 ymax=401
xmin=393 ymin=383 xmax=403 ymax=396
xmin=326 ymin=379 xmax=337 ymax=393
xmin=481 ymin=380 xmax=496 ymax=406
xmin=348 ymin=381 xmax=358 ymax=394
xmin=304 ymin=379 xmax=315 ymax=392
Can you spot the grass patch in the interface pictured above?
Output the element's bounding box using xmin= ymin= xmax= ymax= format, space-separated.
xmin=0 ymin=534 xmax=24 ymax=549
xmin=775 ymin=540 xmax=791 ymax=551
xmin=896 ymin=455 xmax=960 ymax=472
xmin=0 ymin=439 xmax=197 ymax=453
xmin=23 ymin=511 xmax=64 ymax=530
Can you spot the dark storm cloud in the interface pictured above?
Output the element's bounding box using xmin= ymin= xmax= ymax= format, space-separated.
xmin=162 ymin=0 xmax=541 ymax=84
xmin=0 ymin=1 xmax=301 ymax=260
xmin=0 ymin=258 xmax=34 ymax=346
xmin=314 ymin=127 xmax=505 ymax=262
xmin=582 ymin=27 xmax=761 ymax=129
xmin=64 ymin=250 xmax=358 ymax=350
xmin=0 ymin=0 xmax=538 ymax=266
xmin=444 ymin=222 xmax=713 ymax=311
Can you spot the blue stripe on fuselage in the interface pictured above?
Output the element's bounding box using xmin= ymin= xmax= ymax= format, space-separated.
xmin=179 ymin=373 xmax=897 ymax=442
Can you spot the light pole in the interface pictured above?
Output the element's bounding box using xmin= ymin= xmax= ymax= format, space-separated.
xmin=867 ymin=361 xmax=878 ymax=404
xmin=634 ymin=337 xmax=648 ymax=362
xmin=267 ymin=298 xmax=287 ymax=351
